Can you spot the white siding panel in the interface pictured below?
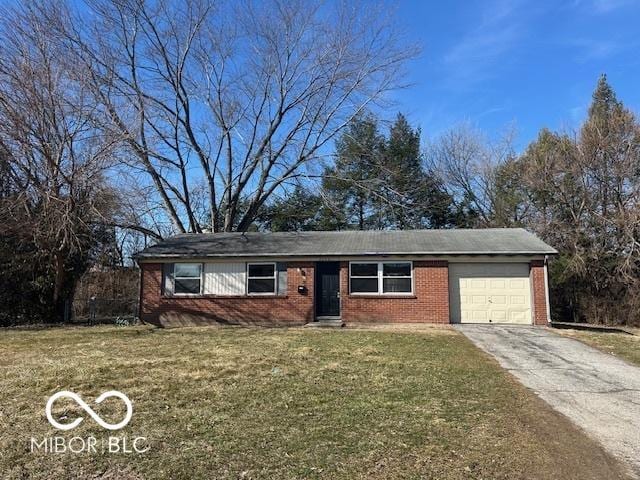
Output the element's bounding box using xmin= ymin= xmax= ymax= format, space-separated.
xmin=204 ymin=263 xmax=246 ymax=295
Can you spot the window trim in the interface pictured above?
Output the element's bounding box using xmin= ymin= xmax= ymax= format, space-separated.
xmin=349 ymin=261 xmax=414 ymax=296
xmin=172 ymin=262 xmax=203 ymax=296
xmin=246 ymin=262 xmax=277 ymax=296
xmin=382 ymin=261 xmax=413 ymax=294
xmin=349 ymin=261 xmax=380 ymax=294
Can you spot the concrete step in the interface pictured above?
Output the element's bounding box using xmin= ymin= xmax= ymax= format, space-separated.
xmin=305 ymin=319 xmax=345 ymax=328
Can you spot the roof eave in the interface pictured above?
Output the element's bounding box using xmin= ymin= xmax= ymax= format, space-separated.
xmin=135 ymin=250 xmax=558 ymax=260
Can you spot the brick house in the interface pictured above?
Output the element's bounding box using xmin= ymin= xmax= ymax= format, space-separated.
xmin=135 ymin=229 xmax=556 ymax=327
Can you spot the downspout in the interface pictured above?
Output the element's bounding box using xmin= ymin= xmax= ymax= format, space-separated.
xmin=137 ymin=260 xmax=144 ymax=324
xmin=543 ymin=255 xmax=551 ymax=324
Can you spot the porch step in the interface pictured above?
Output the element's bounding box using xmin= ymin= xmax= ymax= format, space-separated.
xmin=305 ymin=319 xmax=345 ymax=328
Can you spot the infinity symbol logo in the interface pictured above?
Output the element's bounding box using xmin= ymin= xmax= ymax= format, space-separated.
xmin=45 ymin=391 xmax=133 ymax=431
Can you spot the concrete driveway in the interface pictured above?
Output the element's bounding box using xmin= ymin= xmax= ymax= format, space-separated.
xmin=456 ymin=325 xmax=640 ymax=478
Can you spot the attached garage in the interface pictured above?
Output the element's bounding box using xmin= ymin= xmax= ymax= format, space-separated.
xmin=449 ymin=263 xmax=532 ymax=324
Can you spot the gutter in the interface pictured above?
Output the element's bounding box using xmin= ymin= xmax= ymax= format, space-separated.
xmin=135 ymin=250 xmax=559 ymax=260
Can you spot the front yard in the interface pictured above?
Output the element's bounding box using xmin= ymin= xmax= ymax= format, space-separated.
xmin=0 ymin=325 xmax=627 ymax=479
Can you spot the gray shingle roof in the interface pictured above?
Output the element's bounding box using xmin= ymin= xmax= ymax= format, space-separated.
xmin=135 ymin=228 xmax=557 ymax=260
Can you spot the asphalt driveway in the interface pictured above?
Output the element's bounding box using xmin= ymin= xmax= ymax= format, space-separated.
xmin=456 ymin=325 xmax=640 ymax=478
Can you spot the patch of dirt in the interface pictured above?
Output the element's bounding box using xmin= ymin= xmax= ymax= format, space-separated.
xmin=345 ymin=322 xmax=456 ymax=334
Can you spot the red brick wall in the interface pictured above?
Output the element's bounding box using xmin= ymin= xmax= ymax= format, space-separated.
xmin=530 ymin=260 xmax=549 ymax=325
xmin=139 ymin=258 xmax=549 ymax=326
xmin=339 ymin=261 xmax=450 ymax=323
xmin=139 ymin=262 xmax=315 ymax=327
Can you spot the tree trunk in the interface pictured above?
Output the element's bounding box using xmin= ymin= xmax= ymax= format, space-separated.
xmin=53 ymin=251 xmax=66 ymax=322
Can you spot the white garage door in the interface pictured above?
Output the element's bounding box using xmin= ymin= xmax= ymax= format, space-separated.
xmin=449 ymin=263 xmax=532 ymax=324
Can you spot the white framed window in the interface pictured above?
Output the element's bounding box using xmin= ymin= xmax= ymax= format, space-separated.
xmin=382 ymin=262 xmax=412 ymax=293
xmin=349 ymin=261 xmax=413 ymax=295
xmin=349 ymin=262 xmax=379 ymax=293
xmin=247 ymin=263 xmax=276 ymax=295
xmin=173 ymin=263 xmax=203 ymax=295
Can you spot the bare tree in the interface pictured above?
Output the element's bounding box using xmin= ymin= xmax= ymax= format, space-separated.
xmin=49 ymin=0 xmax=416 ymax=235
xmin=427 ymin=124 xmax=517 ymax=226
xmin=0 ymin=3 xmax=117 ymax=320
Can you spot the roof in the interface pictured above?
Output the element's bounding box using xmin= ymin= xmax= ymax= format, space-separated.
xmin=135 ymin=228 xmax=557 ymax=260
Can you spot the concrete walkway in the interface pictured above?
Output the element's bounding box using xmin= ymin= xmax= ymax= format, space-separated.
xmin=455 ymin=325 xmax=640 ymax=478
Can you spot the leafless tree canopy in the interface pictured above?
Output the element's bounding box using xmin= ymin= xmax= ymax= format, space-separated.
xmin=44 ymin=0 xmax=416 ymax=235
xmin=0 ymin=3 xmax=117 ymax=313
xmin=427 ymin=124 xmax=518 ymax=226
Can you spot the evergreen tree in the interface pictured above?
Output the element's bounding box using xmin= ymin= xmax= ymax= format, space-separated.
xmin=258 ymin=186 xmax=345 ymax=232
xmin=382 ymin=113 xmax=454 ymax=228
xmin=264 ymin=113 xmax=456 ymax=233
xmin=323 ymin=115 xmax=386 ymax=229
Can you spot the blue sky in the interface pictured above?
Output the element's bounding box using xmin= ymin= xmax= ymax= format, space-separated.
xmin=390 ymin=0 xmax=640 ymax=151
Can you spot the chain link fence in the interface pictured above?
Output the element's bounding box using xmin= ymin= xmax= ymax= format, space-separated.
xmin=73 ymin=297 xmax=139 ymax=325
xmin=72 ymin=267 xmax=140 ymax=325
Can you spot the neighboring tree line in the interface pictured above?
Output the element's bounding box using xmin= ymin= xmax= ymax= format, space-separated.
xmin=0 ymin=2 xmax=638 ymax=326
xmin=501 ymin=77 xmax=640 ymax=326
xmin=261 ymin=76 xmax=640 ymax=326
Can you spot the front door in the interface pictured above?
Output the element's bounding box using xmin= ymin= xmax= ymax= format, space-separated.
xmin=315 ymin=262 xmax=340 ymax=318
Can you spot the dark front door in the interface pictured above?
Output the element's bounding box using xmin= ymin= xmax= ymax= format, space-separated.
xmin=315 ymin=262 xmax=340 ymax=318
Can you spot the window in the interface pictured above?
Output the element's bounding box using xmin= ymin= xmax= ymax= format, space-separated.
xmin=173 ymin=263 xmax=202 ymax=294
xmin=349 ymin=261 xmax=413 ymax=295
xmin=350 ymin=262 xmax=379 ymax=293
xmin=382 ymin=262 xmax=412 ymax=293
xmin=247 ymin=263 xmax=276 ymax=294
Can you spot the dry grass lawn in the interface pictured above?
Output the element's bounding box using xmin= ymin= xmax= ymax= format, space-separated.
xmin=557 ymin=328 xmax=640 ymax=367
xmin=0 ymin=325 xmax=628 ymax=479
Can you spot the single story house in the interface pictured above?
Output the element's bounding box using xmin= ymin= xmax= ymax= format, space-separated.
xmin=135 ymin=228 xmax=557 ymax=327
